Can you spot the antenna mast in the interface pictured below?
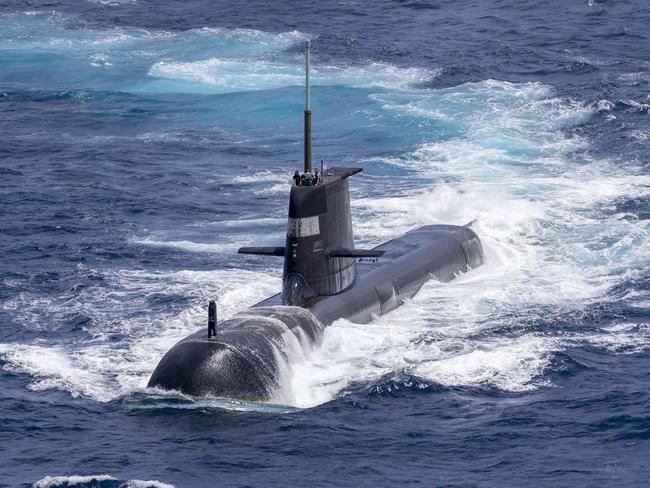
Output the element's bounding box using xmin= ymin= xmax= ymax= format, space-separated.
xmin=304 ymin=40 xmax=312 ymax=173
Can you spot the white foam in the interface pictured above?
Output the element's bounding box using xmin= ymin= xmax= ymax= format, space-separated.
xmin=0 ymin=344 xmax=109 ymax=399
xmin=231 ymin=171 xmax=292 ymax=196
xmin=232 ymin=170 xmax=288 ymax=185
xmin=596 ymin=99 xmax=615 ymax=112
xmin=1 ymin=267 xmax=280 ymax=402
xmin=130 ymin=238 xmax=240 ymax=254
xmin=279 ymin=80 xmax=650 ymax=407
xmin=190 ymin=217 xmax=284 ymax=229
xmin=0 ymin=12 xmax=306 ymax=90
xmin=413 ymin=335 xmax=558 ymax=392
xmin=32 ymin=475 xmax=175 ymax=488
xmin=148 ymin=60 xmax=433 ymax=94
xmin=254 ymin=183 xmax=292 ymax=196
xmin=630 ymin=130 xmax=649 ymax=141
xmin=87 ymin=0 xmax=137 ymax=4
xmin=33 ymin=475 xmax=115 ymax=488
xmin=1 ymin=13 xmax=433 ymax=95
xmin=126 ymin=481 xmax=175 ymax=488
xmin=579 ymin=322 xmax=650 ymax=354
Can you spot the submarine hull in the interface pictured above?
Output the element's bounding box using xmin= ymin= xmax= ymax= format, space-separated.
xmin=148 ymin=224 xmax=484 ymax=400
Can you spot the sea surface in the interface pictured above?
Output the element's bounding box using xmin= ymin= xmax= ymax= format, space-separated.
xmin=1 ymin=0 xmax=649 ymax=486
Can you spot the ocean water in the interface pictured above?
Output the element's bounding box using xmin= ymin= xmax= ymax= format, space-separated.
xmin=1 ymin=0 xmax=649 ymax=486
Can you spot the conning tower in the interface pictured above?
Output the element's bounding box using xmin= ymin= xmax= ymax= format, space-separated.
xmin=239 ymin=41 xmax=382 ymax=305
xmin=283 ymin=167 xmax=360 ymax=304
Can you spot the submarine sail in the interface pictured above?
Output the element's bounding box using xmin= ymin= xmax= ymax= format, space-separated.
xmin=148 ymin=42 xmax=484 ymax=401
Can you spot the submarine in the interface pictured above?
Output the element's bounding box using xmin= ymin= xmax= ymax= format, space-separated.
xmin=148 ymin=41 xmax=484 ymax=401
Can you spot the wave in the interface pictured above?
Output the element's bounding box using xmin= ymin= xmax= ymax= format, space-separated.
xmin=32 ymin=475 xmax=174 ymax=488
xmin=278 ymin=79 xmax=650 ymax=408
xmin=33 ymin=475 xmax=115 ymax=488
xmin=3 ymin=79 xmax=649 ymax=408
xmin=122 ymin=389 xmax=299 ymax=414
xmin=1 ymin=19 xmax=648 ymax=408
xmin=146 ymin=59 xmax=434 ymax=94
xmin=130 ymin=238 xmax=240 ymax=254
xmin=0 ymin=11 xmax=432 ymax=94
xmin=190 ymin=217 xmax=285 ymax=229
xmin=1 ymin=266 xmax=281 ymax=402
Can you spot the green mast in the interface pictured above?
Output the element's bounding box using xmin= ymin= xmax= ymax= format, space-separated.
xmin=304 ymin=40 xmax=312 ymax=173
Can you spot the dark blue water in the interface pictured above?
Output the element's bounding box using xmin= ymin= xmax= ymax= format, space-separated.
xmin=1 ymin=1 xmax=649 ymax=486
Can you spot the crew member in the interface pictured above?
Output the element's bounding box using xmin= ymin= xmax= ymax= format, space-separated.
xmin=313 ymin=168 xmax=320 ymax=185
xmin=302 ymin=172 xmax=313 ymax=186
xmin=293 ymin=170 xmax=301 ymax=186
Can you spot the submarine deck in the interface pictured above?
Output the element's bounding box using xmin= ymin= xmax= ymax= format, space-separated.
xmin=254 ymin=223 xmax=478 ymax=320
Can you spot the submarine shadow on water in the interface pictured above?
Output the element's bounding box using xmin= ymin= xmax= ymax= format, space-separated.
xmin=122 ymin=388 xmax=303 ymax=415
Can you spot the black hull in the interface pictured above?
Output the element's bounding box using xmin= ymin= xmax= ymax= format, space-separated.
xmin=148 ymin=224 xmax=484 ymax=401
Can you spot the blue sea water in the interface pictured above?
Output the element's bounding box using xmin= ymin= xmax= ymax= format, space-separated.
xmin=1 ymin=0 xmax=649 ymax=486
